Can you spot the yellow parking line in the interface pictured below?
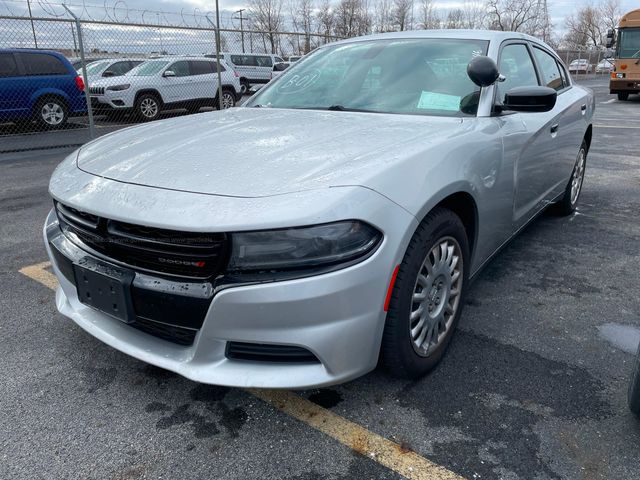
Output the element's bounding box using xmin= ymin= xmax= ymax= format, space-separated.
xmin=20 ymin=261 xmax=464 ymax=480
xmin=19 ymin=261 xmax=58 ymax=290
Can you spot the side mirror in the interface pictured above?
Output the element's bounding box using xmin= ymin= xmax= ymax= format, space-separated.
xmin=467 ymin=56 xmax=500 ymax=87
xmin=502 ymin=86 xmax=557 ymax=113
xmin=102 ymin=70 xmax=115 ymax=77
xmin=606 ymin=29 xmax=615 ymax=48
xmin=163 ymin=70 xmax=176 ymax=78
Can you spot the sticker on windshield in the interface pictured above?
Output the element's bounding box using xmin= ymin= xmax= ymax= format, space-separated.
xmin=417 ymin=91 xmax=461 ymax=111
xmin=277 ymin=68 xmax=321 ymax=94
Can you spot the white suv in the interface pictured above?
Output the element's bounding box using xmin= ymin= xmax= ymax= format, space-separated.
xmin=89 ymin=57 xmax=241 ymax=121
xmin=208 ymin=52 xmax=285 ymax=93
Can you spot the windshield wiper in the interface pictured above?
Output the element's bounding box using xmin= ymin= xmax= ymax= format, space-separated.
xmin=328 ymin=104 xmax=347 ymax=111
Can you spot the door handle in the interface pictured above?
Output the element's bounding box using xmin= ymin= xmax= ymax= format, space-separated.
xmin=581 ymin=104 xmax=587 ymax=111
xmin=550 ymin=124 xmax=559 ymax=134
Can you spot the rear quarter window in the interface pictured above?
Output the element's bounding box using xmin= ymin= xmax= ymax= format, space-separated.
xmin=0 ymin=53 xmax=19 ymax=77
xmin=21 ymin=53 xmax=69 ymax=76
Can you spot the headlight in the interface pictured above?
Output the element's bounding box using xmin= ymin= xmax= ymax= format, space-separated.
xmin=106 ymin=84 xmax=130 ymax=91
xmin=228 ymin=221 xmax=382 ymax=272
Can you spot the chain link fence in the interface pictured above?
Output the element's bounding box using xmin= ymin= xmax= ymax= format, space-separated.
xmin=0 ymin=12 xmax=339 ymax=149
xmin=556 ymin=48 xmax=614 ymax=77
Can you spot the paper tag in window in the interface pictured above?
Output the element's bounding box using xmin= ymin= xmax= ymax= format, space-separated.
xmin=417 ymin=91 xmax=461 ymax=111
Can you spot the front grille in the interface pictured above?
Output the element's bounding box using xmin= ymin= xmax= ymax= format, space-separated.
xmin=132 ymin=317 xmax=198 ymax=346
xmin=226 ymin=342 xmax=320 ymax=364
xmin=55 ymin=202 xmax=228 ymax=279
xmin=90 ymin=86 xmax=105 ymax=95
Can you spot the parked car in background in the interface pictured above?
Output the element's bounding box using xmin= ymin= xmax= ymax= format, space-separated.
xmin=569 ymin=59 xmax=593 ymax=74
xmin=0 ymin=49 xmax=86 ymax=128
xmin=80 ymin=58 xmax=144 ymax=83
xmin=89 ymin=57 xmax=241 ymax=121
xmin=45 ymin=30 xmax=593 ymax=388
xmin=271 ymin=61 xmax=291 ymax=80
xmin=288 ymin=55 xmax=302 ymax=62
xmin=68 ymin=57 xmax=106 ymax=70
xmin=206 ymin=52 xmax=285 ymax=94
xmin=595 ymin=58 xmax=614 ymax=73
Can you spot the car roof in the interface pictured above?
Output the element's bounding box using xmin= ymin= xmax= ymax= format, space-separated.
xmin=330 ymin=29 xmax=549 ymax=47
xmin=1 ymin=48 xmax=66 ymax=57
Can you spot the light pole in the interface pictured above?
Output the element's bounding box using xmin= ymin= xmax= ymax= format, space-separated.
xmin=26 ymin=0 xmax=38 ymax=48
xmin=234 ymin=9 xmax=246 ymax=53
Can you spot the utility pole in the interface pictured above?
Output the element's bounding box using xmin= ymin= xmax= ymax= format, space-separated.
xmin=234 ymin=9 xmax=246 ymax=53
xmin=26 ymin=0 xmax=38 ymax=48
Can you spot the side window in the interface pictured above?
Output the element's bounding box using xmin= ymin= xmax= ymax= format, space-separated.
xmin=231 ymin=55 xmax=252 ymax=66
xmin=129 ymin=61 xmax=143 ymax=70
xmin=532 ymin=47 xmax=564 ymax=91
xmin=275 ymin=57 xmax=284 ymax=63
xmin=557 ymin=61 xmax=570 ymax=88
xmin=256 ymin=56 xmax=273 ymax=68
xmin=0 ymin=53 xmax=18 ymax=78
xmin=497 ymin=44 xmax=539 ymax=102
xmin=108 ymin=61 xmax=131 ymax=76
xmin=189 ymin=61 xmax=212 ymax=75
xmin=168 ymin=61 xmax=190 ymax=77
xmin=213 ymin=61 xmax=225 ymax=72
xmin=21 ymin=53 xmax=68 ymax=75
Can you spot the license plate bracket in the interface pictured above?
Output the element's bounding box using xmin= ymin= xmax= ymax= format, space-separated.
xmin=73 ymin=257 xmax=135 ymax=323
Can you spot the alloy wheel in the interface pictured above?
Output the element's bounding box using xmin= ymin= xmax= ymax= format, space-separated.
xmin=41 ymin=102 xmax=64 ymax=126
xmin=570 ymin=148 xmax=586 ymax=205
xmin=410 ymin=236 xmax=463 ymax=357
xmin=140 ymin=98 xmax=159 ymax=118
xmin=221 ymin=92 xmax=235 ymax=109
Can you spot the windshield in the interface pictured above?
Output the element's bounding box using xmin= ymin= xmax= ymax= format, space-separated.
xmin=247 ymin=38 xmax=489 ymax=117
xmin=618 ymin=28 xmax=640 ymax=58
xmin=82 ymin=60 xmax=110 ymax=75
xmin=130 ymin=60 xmax=169 ymax=76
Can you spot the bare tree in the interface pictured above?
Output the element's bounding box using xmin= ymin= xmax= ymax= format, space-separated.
xmin=445 ymin=9 xmax=465 ymax=29
xmin=334 ymin=0 xmax=372 ymax=38
xmin=392 ymin=0 xmax=414 ymax=31
xmin=487 ymin=0 xmax=540 ymax=33
xmin=418 ymin=0 xmax=440 ymax=29
xmin=461 ymin=0 xmax=488 ymax=29
xmin=289 ymin=0 xmax=315 ymax=52
xmin=373 ymin=0 xmax=393 ymax=32
xmin=316 ymin=0 xmax=335 ymax=41
xmin=249 ymin=0 xmax=284 ymax=53
xmin=564 ymin=0 xmax=621 ymax=49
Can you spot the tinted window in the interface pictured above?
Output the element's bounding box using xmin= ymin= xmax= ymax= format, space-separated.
xmin=618 ymin=28 xmax=640 ymax=58
xmin=256 ymin=56 xmax=273 ymax=67
xmin=231 ymin=55 xmax=255 ymax=66
xmin=275 ymin=57 xmax=284 ymax=63
xmin=189 ymin=60 xmax=225 ymax=75
xmin=108 ymin=61 xmax=132 ymax=76
xmin=0 ymin=53 xmax=18 ymax=77
xmin=557 ymin=61 xmax=570 ymax=87
xmin=131 ymin=61 xmax=168 ymax=76
xmin=169 ymin=61 xmax=190 ymax=77
xmin=497 ymin=44 xmax=538 ymax=102
xmin=248 ymin=38 xmax=489 ymax=117
xmin=532 ymin=47 xmax=564 ymax=91
xmin=21 ymin=53 xmax=68 ymax=75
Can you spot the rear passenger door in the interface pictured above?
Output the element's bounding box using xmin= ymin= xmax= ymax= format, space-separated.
xmin=230 ymin=55 xmax=256 ymax=82
xmin=254 ymin=55 xmax=273 ymax=83
xmin=17 ymin=52 xmax=75 ymax=113
xmin=531 ymin=46 xmax=586 ymax=191
xmin=0 ymin=52 xmax=26 ymax=116
xmin=188 ymin=60 xmax=219 ymax=101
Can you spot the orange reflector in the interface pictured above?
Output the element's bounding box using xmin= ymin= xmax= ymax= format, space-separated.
xmin=621 ymin=64 xmax=628 ymax=70
xmin=383 ymin=265 xmax=400 ymax=312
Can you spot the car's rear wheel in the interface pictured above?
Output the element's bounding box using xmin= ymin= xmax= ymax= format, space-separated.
xmin=35 ymin=97 xmax=68 ymax=129
xmin=556 ymin=140 xmax=587 ymax=216
xmin=136 ymin=93 xmax=161 ymax=121
xmin=618 ymin=93 xmax=629 ymax=101
xmin=217 ymin=89 xmax=236 ymax=110
xmin=628 ymin=343 xmax=640 ymax=415
xmin=380 ymin=207 xmax=469 ymax=378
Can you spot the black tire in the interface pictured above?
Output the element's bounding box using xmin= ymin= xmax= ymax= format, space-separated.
xmin=135 ymin=93 xmax=162 ymax=121
xmin=618 ymin=93 xmax=629 ymax=101
xmin=629 ymin=344 xmax=640 ymax=415
xmin=240 ymin=79 xmax=250 ymax=95
xmin=217 ymin=88 xmax=236 ymax=110
xmin=380 ymin=207 xmax=470 ymax=378
xmin=556 ymin=140 xmax=587 ymax=216
xmin=35 ymin=96 xmax=68 ymax=129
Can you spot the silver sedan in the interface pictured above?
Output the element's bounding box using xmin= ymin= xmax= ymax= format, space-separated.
xmin=45 ymin=30 xmax=593 ymax=388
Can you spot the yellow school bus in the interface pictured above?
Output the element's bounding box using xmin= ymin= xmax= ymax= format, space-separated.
xmin=608 ymin=8 xmax=640 ymax=100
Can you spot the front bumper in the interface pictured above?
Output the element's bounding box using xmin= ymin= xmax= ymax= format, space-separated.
xmin=610 ymin=78 xmax=640 ymax=93
xmin=44 ymin=194 xmax=415 ymax=387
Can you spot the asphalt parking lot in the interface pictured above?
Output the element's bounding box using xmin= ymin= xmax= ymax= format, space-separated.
xmin=1 ymin=76 xmax=640 ymax=480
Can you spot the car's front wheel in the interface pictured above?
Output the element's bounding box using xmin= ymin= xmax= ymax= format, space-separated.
xmin=380 ymin=207 xmax=469 ymax=378
xmin=135 ymin=93 xmax=162 ymax=121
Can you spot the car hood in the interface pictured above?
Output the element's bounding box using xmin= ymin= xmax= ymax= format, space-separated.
xmin=77 ymin=107 xmax=467 ymax=197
